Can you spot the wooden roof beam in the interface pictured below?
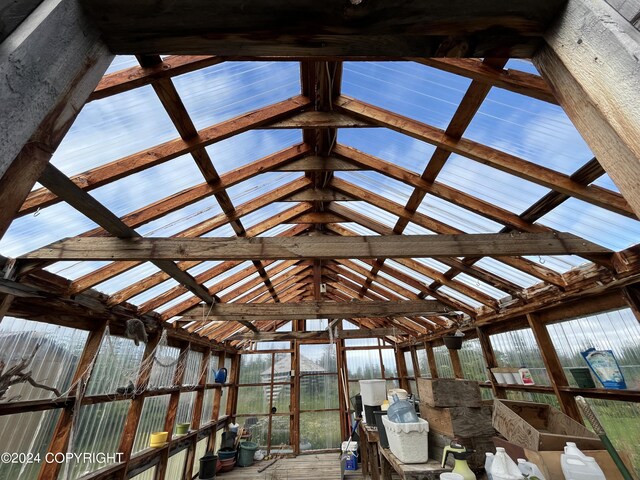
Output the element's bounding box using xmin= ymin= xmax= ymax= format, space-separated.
xmin=23 ymin=233 xmax=610 ymax=262
xmin=334 ymin=96 xmax=634 ymax=218
xmin=38 ymin=163 xmax=214 ymax=305
xmin=413 ymin=58 xmax=557 ymax=104
xmin=19 ymin=98 xmax=311 ymax=216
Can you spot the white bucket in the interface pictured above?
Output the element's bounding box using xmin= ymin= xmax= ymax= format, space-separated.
xmin=359 ymin=379 xmax=386 ymax=406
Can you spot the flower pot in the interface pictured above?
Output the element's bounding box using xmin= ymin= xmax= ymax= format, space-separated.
xmin=149 ymin=431 xmax=168 ymax=448
xmin=442 ymin=335 xmax=463 ymax=350
xmin=176 ymin=422 xmax=190 ymax=435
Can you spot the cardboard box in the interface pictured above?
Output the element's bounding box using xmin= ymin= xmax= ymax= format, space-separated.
xmin=492 ymin=437 xmax=638 ymax=480
xmin=417 ymin=378 xmax=482 ymax=408
xmin=492 ymin=399 xmax=603 ymax=451
xmin=420 ymin=404 xmax=494 ymax=437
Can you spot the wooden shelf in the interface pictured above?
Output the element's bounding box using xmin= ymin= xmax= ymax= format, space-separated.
xmin=479 ymin=381 xmax=640 ymax=402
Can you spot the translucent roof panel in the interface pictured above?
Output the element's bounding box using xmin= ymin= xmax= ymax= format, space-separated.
xmin=1 ymin=202 xmax=98 ymax=257
xmin=105 ymin=55 xmax=138 ymax=74
xmin=50 ymin=85 xmax=180 ymax=176
xmin=339 ymin=128 xmax=436 ymax=175
xmin=437 ymin=153 xmax=551 ymax=214
xmin=94 ymin=263 xmax=164 ymax=296
xmin=128 ymin=277 xmax=183 ymax=307
xmin=206 ymin=129 xmax=300 ymax=175
xmin=226 ymin=171 xmax=301 ymax=206
xmin=438 ymin=285 xmax=484 ymax=309
xmin=45 ymin=261 xmax=111 ymax=280
xmin=505 ymin=59 xmax=539 ymax=75
xmin=172 ymin=61 xmax=300 ymax=130
xmin=522 ymin=255 xmax=584 ymax=274
xmin=538 ymin=197 xmax=640 ymax=251
xmin=336 ymin=170 xmax=414 ymax=205
xmin=464 ymin=84 xmax=592 ymax=176
xmin=91 ymin=153 xmax=205 ymax=218
xmin=342 ymin=62 xmax=472 ymax=130
xmin=418 ymin=194 xmax=503 ymax=233
xmin=474 ymin=257 xmax=541 ymax=288
xmin=333 ymin=200 xmax=399 ymax=231
xmin=137 ymin=197 xmax=224 ymax=237
xmin=453 ymin=272 xmax=509 ymax=299
xmin=591 ymin=172 xmax=619 ymax=192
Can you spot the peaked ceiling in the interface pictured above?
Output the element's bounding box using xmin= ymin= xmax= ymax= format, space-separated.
xmin=3 ymin=1 xmax=640 ymax=349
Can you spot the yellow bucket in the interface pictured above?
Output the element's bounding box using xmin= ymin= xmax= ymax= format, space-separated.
xmin=149 ymin=431 xmax=168 ymax=448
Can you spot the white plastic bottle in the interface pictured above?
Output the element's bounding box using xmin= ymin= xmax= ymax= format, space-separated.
xmin=561 ymin=443 xmax=606 ymax=480
xmin=490 ymin=447 xmax=524 ymax=480
xmin=517 ymin=458 xmax=546 ymax=480
xmin=485 ymin=452 xmax=494 ymax=480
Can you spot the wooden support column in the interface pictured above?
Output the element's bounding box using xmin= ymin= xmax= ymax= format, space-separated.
xmin=0 ymin=0 xmax=112 ymax=238
xmin=117 ymin=333 xmax=162 ymax=478
xmin=476 ymin=327 xmax=506 ymax=399
xmin=622 ymin=285 xmax=640 ymax=325
xmin=209 ymin=353 xmax=225 ymax=451
xmin=527 ymin=314 xmax=582 ymax=422
xmin=226 ymin=354 xmax=240 ymax=418
xmin=184 ymin=349 xmax=210 ymax=480
xmin=336 ymin=335 xmax=349 ymax=441
xmin=449 ymin=349 xmax=465 ymax=380
xmin=395 ymin=348 xmax=410 ymax=390
xmin=38 ymin=322 xmax=107 ymax=480
xmin=534 ymin=0 xmax=640 ymax=217
xmin=425 ymin=343 xmax=439 ymax=379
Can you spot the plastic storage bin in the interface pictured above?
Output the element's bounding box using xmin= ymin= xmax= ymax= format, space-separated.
xmin=359 ymin=379 xmax=386 ymax=406
xmin=381 ymin=416 xmax=429 ymax=464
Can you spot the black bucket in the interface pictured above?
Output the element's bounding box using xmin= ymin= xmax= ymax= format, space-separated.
xmin=199 ymin=451 xmax=218 ymax=479
xmin=374 ymin=411 xmax=389 ymax=449
xmin=364 ymin=404 xmax=381 ymax=425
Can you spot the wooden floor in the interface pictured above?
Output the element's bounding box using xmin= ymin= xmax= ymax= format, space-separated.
xmin=213 ymin=452 xmax=365 ymax=479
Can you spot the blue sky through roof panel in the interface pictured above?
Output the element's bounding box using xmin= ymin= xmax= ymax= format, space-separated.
xmin=93 ymin=263 xmax=164 ymax=295
xmin=464 ymin=87 xmax=592 ymax=176
xmin=90 ymin=153 xmax=204 ymax=218
xmin=225 ymin=171 xmax=300 ymax=205
xmin=437 ymin=154 xmax=551 ymax=214
xmin=340 ymin=128 xmax=436 ymax=175
xmin=208 ymin=129 xmax=300 ymax=175
xmin=128 ymin=277 xmax=185 ymax=307
xmin=105 ymin=55 xmax=138 ymax=74
xmin=45 ymin=261 xmax=110 ymax=280
xmin=1 ymin=202 xmax=98 ymax=257
xmin=591 ymin=172 xmax=619 ymax=192
xmin=137 ymin=197 xmax=224 ymax=238
xmin=51 ymin=85 xmax=180 ymax=176
xmin=418 ymin=194 xmax=503 ymax=233
xmin=538 ymin=197 xmax=640 ymax=251
xmin=172 ymin=61 xmax=300 ymax=131
xmin=474 ymin=257 xmax=541 ymax=288
xmin=343 ymin=62 xmax=471 ymax=130
xmin=336 ymin=170 xmax=413 ymax=205
xmin=453 ymin=272 xmax=508 ymax=299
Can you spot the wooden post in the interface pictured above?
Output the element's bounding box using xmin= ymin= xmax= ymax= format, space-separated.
xmin=184 ymin=348 xmax=210 ymax=480
xmin=38 ymin=322 xmax=107 ymax=480
xmin=336 ymin=336 xmax=349 ymax=441
xmin=527 ymin=314 xmax=583 ymax=422
xmin=425 ymin=343 xmax=439 ymax=378
xmin=0 ymin=0 xmax=112 ymax=238
xmin=0 ymin=259 xmax=17 ymax=323
xmin=449 ymin=349 xmax=465 ymax=380
xmin=622 ymin=285 xmax=640 ymax=325
xmin=476 ymin=327 xmax=506 ymax=399
xmin=117 ymin=332 xmax=162 ymax=478
xmin=534 ymin=0 xmax=640 ymax=218
xmin=395 ymin=348 xmax=410 ymax=390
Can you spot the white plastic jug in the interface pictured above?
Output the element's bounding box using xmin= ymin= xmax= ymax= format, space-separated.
xmin=484 ymin=452 xmax=494 ymax=480
xmin=517 ymin=458 xmax=546 ymax=480
xmin=490 ymin=448 xmax=524 ymax=480
xmin=561 ymin=443 xmax=606 ymax=480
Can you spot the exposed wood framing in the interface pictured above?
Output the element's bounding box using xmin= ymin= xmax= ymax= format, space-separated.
xmin=527 ymin=313 xmax=583 ymax=422
xmin=22 ymin=232 xmax=610 ymax=262
xmin=534 ymin=0 xmax=640 ymax=218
